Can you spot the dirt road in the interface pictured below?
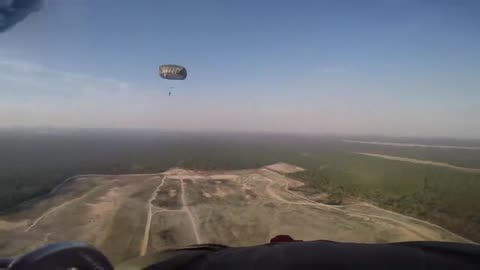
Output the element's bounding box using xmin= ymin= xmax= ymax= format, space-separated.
xmin=343 ymin=139 xmax=480 ymax=150
xmin=180 ymin=179 xmax=201 ymax=244
xmin=140 ymin=176 xmax=166 ymax=256
xmin=356 ymin=152 xmax=480 ymax=173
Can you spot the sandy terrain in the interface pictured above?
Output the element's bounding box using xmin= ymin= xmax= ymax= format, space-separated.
xmin=0 ymin=165 xmax=473 ymax=264
xmin=356 ymin=152 xmax=480 ymax=173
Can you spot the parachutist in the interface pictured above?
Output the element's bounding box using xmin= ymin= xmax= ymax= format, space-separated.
xmin=159 ymin=65 xmax=185 ymax=95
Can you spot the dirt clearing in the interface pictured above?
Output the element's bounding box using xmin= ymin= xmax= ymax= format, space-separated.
xmin=0 ymin=164 xmax=472 ymax=264
xmin=265 ymin=162 xmax=305 ymax=174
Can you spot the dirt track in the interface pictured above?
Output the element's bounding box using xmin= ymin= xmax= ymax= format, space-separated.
xmin=356 ymin=152 xmax=480 ymax=173
xmin=0 ymin=164 xmax=473 ymax=264
xmin=343 ymin=139 xmax=480 ymax=150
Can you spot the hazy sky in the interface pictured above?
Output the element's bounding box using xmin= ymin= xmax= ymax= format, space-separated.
xmin=1 ymin=0 xmax=479 ymax=138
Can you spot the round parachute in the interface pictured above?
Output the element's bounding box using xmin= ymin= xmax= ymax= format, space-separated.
xmin=159 ymin=64 xmax=187 ymax=80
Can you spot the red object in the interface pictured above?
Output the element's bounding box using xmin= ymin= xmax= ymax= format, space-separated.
xmin=270 ymin=235 xmax=302 ymax=243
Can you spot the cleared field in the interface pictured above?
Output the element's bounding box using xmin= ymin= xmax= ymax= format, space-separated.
xmin=0 ymin=165 xmax=472 ymax=264
xmin=265 ymin=162 xmax=305 ymax=174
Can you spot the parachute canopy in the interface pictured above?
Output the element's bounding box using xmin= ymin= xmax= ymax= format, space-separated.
xmin=159 ymin=64 xmax=187 ymax=80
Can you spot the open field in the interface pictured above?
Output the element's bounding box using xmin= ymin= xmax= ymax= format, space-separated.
xmin=0 ymin=165 xmax=472 ymax=264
